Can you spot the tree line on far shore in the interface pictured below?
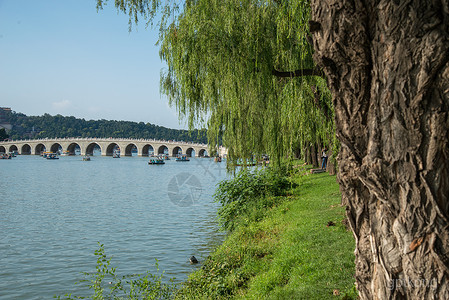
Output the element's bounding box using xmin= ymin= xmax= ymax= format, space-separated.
xmin=0 ymin=128 xmax=9 ymax=141
xmin=3 ymin=111 xmax=207 ymax=143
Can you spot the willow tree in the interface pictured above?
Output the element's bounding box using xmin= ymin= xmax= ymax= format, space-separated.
xmin=159 ymin=0 xmax=335 ymax=166
xmin=97 ymin=0 xmax=334 ymax=167
xmin=309 ymin=1 xmax=449 ymax=299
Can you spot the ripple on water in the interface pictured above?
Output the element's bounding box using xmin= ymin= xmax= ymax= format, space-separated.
xmin=0 ymin=156 xmax=228 ymax=299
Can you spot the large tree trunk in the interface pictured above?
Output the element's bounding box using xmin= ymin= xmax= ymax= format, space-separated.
xmin=310 ymin=1 xmax=449 ymax=298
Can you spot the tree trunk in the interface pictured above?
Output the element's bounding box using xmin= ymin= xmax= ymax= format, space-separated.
xmin=311 ymin=143 xmax=318 ymax=168
xmin=327 ymin=150 xmax=336 ymax=175
xmin=305 ymin=145 xmax=312 ymax=165
xmin=294 ymin=146 xmax=301 ymax=160
xmin=316 ymin=144 xmax=323 ymax=168
xmin=310 ymin=1 xmax=449 ymax=298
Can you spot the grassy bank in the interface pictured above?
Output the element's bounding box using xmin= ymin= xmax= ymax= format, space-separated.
xmin=176 ymin=166 xmax=357 ymax=299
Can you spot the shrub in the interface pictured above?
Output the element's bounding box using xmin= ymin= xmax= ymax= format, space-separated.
xmin=214 ymin=167 xmax=293 ymax=231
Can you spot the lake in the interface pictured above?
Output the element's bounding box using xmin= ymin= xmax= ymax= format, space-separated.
xmin=0 ymin=155 xmax=228 ymax=299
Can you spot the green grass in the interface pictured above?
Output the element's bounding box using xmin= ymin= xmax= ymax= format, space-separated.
xmin=175 ymin=166 xmax=357 ymax=299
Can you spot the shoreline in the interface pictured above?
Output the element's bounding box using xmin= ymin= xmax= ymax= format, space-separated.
xmin=175 ymin=164 xmax=357 ymax=299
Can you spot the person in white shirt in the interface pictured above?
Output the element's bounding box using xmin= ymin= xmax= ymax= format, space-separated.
xmin=321 ymin=148 xmax=328 ymax=169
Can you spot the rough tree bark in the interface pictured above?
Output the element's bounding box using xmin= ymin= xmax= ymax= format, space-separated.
xmin=327 ymin=149 xmax=336 ymax=175
xmin=310 ymin=0 xmax=449 ymax=298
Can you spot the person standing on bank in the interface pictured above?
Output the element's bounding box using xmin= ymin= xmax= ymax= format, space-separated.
xmin=321 ymin=148 xmax=328 ymax=170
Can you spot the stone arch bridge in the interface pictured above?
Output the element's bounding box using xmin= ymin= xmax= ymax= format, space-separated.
xmin=0 ymin=138 xmax=226 ymax=157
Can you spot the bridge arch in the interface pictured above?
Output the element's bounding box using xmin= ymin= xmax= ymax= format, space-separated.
xmin=9 ymin=145 xmax=18 ymax=153
xmin=85 ymin=143 xmax=101 ymax=156
xmin=106 ymin=143 xmax=120 ymax=156
xmin=66 ymin=143 xmax=80 ymax=155
xmin=34 ymin=144 xmax=46 ymax=155
xmin=124 ymin=143 xmax=138 ymax=157
xmin=141 ymin=144 xmax=154 ymax=156
xmin=50 ymin=143 xmax=62 ymax=154
xmin=198 ymin=149 xmax=208 ymax=157
xmin=0 ymin=139 xmax=216 ymax=158
xmin=21 ymin=144 xmax=32 ymax=155
xmin=157 ymin=145 xmax=169 ymax=155
xmin=186 ymin=147 xmax=195 ymax=157
xmin=172 ymin=146 xmax=183 ymax=157
xmin=0 ymin=146 xmax=5 ymax=153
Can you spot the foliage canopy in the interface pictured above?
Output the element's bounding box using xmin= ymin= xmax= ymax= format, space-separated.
xmin=97 ymin=0 xmax=335 ymax=167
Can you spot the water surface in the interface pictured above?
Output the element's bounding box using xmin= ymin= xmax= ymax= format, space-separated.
xmin=0 ymin=155 xmax=228 ymax=299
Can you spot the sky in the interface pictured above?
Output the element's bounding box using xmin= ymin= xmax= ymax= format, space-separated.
xmin=0 ymin=0 xmax=189 ymax=129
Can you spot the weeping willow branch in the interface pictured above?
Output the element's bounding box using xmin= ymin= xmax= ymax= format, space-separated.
xmin=311 ymin=85 xmax=332 ymax=121
xmin=272 ymin=68 xmax=325 ymax=78
xmin=97 ymin=0 xmax=335 ymax=169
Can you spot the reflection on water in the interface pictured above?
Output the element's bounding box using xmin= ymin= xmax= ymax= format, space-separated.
xmin=0 ymin=155 xmax=228 ymax=299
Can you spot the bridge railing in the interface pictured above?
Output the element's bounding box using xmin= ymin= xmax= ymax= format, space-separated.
xmin=0 ymin=137 xmax=208 ymax=147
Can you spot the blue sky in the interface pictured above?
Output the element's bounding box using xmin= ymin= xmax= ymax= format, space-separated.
xmin=0 ymin=0 xmax=188 ymax=129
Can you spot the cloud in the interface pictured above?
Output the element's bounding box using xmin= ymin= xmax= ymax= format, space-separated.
xmin=52 ymin=99 xmax=73 ymax=111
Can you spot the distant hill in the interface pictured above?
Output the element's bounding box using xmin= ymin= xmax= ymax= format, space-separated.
xmin=4 ymin=111 xmax=207 ymax=143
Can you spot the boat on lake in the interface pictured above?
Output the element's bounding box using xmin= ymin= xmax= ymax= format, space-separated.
xmin=176 ymin=154 xmax=190 ymax=162
xmin=46 ymin=153 xmax=59 ymax=160
xmin=0 ymin=153 xmax=12 ymax=159
xmin=82 ymin=155 xmax=91 ymax=161
xmin=148 ymin=156 xmax=165 ymax=165
xmin=42 ymin=151 xmax=53 ymax=158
